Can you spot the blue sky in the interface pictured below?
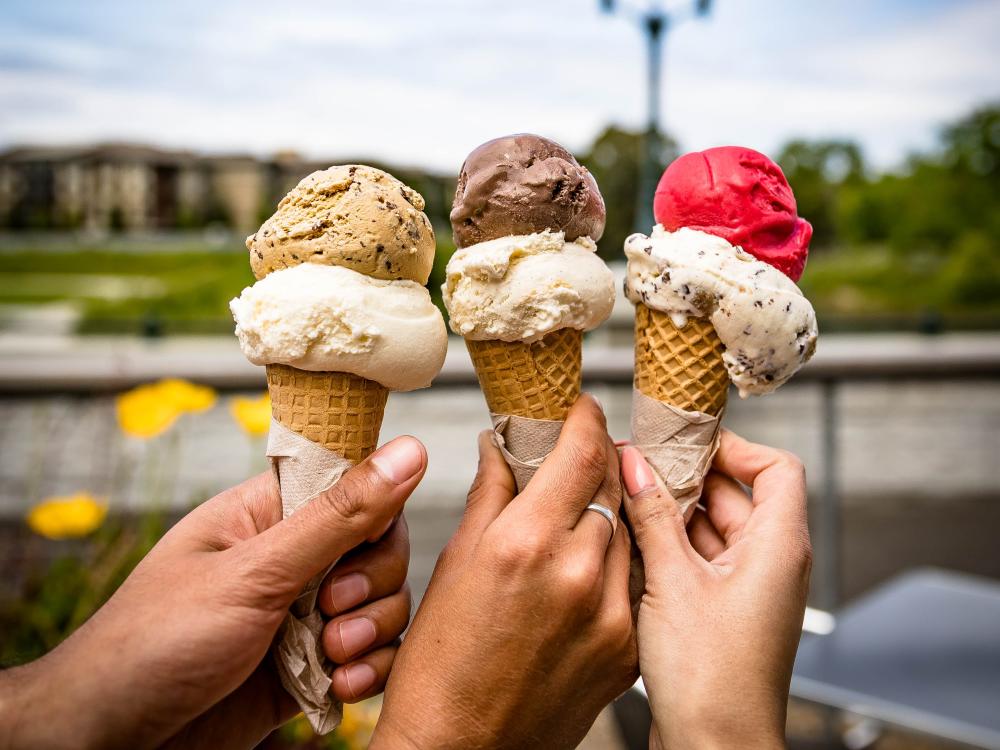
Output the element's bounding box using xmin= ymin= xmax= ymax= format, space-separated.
xmin=1 ymin=0 xmax=998 ymax=172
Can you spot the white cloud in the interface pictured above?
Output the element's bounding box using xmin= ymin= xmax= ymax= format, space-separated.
xmin=1 ymin=0 xmax=997 ymax=171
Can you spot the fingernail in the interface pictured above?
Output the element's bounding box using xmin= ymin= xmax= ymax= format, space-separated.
xmin=371 ymin=437 xmax=423 ymax=484
xmin=343 ymin=662 xmax=378 ymax=698
xmin=339 ymin=617 xmax=377 ymax=657
xmin=622 ymin=446 xmax=657 ymax=496
xmin=330 ymin=573 xmax=370 ymax=612
xmin=588 ymin=392 xmax=605 ymax=413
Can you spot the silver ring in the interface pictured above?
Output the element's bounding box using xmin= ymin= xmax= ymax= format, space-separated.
xmin=584 ymin=502 xmax=618 ymax=537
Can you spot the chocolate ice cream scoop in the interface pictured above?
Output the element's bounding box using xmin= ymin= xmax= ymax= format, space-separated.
xmin=450 ymin=134 xmax=605 ymax=248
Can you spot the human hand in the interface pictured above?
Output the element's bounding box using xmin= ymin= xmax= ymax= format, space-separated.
xmin=372 ymin=396 xmax=638 ymax=750
xmin=621 ymin=430 xmax=811 ymax=749
xmin=0 ymin=436 xmax=425 ymax=750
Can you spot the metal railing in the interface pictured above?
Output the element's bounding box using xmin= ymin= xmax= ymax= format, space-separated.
xmin=2 ymin=332 xmax=999 ymax=609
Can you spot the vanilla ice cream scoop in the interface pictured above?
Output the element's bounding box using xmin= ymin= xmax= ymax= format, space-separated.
xmin=230 ymin=263 xmax=447 ymax=391
xmin=624 ymin=226 xmax=817 ymax=396
xmin=443 ymin=230 xmax=615 ymax=343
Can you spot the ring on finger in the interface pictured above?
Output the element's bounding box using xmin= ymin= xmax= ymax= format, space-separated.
xmin=583 ymin=501 xmax=617 ymax=538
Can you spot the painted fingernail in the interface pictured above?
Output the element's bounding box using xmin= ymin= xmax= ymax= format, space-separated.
xmin=339 ymin=617 xmax=377 ymax=657
xmin=330 ymin=573 xmax=370 ymax=613
xmin=343 ymin=662 xmax=378 ymax=698
xmin=622 ymin=446 xmax=657 ymax=496
xmin=371 ymin=436 xmax=424 ymax=484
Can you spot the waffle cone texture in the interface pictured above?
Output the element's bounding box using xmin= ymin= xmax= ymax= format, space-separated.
xmin=466 ymin=327 xmax=582 ymax=420
xmin=634 ymin=304 xmax=729 ymax=416
xmin=266 ymin=364 xmax=388 ymax=462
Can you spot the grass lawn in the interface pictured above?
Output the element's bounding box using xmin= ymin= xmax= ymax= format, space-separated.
xmin=0 ymin=236 xmax=997 ymax=334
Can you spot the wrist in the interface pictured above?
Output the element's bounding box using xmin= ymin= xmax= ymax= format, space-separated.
xmin=0 ymin=656 xmax=91 ymax=749
xmin=1 ymin=637 xmax=110 ymax=748
xmin=369 ymin=719 xmax=425 ymax=750
xmin=651 ymin=700 xmax=785 ymax=750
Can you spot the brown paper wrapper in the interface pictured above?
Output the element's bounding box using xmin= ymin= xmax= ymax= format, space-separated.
xmin=490 ymin=413 xmax=564 ymax=492
xmin=267 ymin=419 xmax=353 ymax=735
xmin=467 ymin=330 xmax=581 ymax=492
xmin=630 ymin=389 xmax=722 ymax=515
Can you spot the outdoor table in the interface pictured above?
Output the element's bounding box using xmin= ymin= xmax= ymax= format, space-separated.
xmin=791 ymin=568 xmax=1000 ymax=749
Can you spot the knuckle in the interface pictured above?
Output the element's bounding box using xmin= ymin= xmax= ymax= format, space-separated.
xmin=792 ymin=529 xmax=814 ymax=573
xmin=775 ymin=449 xmax=806 ymax=477
xmin=319 ymin=472 xmax=372 ymax=522
xmin=490 ymin=526 xmax=548 ymax=570
xmin=402 ymin=583 xmax=414 ymax=619
xmin=465 ymin=470 xmax=490 ymax=505
xmin=634 ymin=497 xmax=684 ymax=537
xmin=224 ymin=546 xmax=295 ymax=611
xmin=602 ymin=603 xmax=634 ymax=648
xmin=434 ymin=536 xmax=462 ymax=572
xmin=559 ymin=557 xmax=602 ymax=604
xmin=570 ymin=440 xmax=608 ymax=486
xmin=595 ymin=476 xmax=623 ymax=513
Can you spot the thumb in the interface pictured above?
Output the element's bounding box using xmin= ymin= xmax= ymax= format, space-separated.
xmin=620 ymin=446 xmax=699 ymax=574
xmin=250 ymin=435 xmax=426 ymax=588
xmin=461 ymin=430 xmax=516 ymax=536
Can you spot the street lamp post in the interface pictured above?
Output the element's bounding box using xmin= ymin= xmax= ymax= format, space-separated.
xmin=600 ymin=0 xmax=712 ymax=232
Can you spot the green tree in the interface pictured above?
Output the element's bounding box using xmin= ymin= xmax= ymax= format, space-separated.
xmin=777 ymin=140 xmax=866 ymax=248
xmin=580 ymin=125 xmax=676 ymax=261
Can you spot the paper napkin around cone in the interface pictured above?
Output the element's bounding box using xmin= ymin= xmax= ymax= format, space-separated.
xmin=630 ymin=389 xmax=722 ymax=515
xmin=491 ymin=413 xmax=565 ymax=491
xmin=267 ymin=419 xmax=354 ymax=734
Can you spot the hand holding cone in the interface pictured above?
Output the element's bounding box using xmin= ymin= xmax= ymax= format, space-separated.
xmin=230 ymin=165 xmax=446 ymax=731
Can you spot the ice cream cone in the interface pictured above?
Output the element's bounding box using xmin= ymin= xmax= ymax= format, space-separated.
xmin=265 ymin=363 xmax=388 ymax=463
xmin=633 ymin=303 xmax=729 ymax=416
xmin=465 ymin=327 xmax=582 ymax=420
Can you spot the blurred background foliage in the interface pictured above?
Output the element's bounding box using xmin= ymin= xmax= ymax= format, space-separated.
xmin=1 ymin=102 xmax=998 ymax=334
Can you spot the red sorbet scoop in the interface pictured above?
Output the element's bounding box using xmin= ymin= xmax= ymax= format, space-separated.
xmin=653 ymin=146 xmax=812 ymax=281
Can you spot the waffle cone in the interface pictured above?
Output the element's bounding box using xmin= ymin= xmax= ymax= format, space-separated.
xmin=634 ymin=304 xmax=729 ymax=416
xmin=466 ymin=328 xmax=582 ymax=420
xmin=265 ymin=364 xmax=388 ymax=462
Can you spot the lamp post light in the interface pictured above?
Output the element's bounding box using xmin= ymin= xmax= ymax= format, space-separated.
xmin=600 ymin=0 xmax=712 ymax=232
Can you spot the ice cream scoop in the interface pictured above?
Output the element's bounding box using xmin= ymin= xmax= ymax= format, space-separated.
xmin=248 ymin=165 xmax=436 ymax=284
xmin=450 ymin=134 xmax=606 ymax=248
xmin=625 ymin=227 xmax=817 ymax=396
xmin=230 ymin=263 xmax=447 ymax=392
xmin=653 ymin=147 xmax=812 ymax=281
xmin=444 ymin=230 xmax=615 ymax=343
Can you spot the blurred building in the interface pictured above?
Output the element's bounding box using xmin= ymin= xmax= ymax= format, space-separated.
xmin=0 ymin=144 xmax=455 ymax=234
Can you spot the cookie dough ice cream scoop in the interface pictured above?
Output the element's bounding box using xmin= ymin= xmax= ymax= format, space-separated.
xmin=229 ymin=165 xmax=446 ymax=734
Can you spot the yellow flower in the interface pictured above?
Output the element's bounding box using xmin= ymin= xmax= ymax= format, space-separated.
xmin=230 ymin=393 xmax=271 ymax=437
xmin=26 ymin=492 xmax=108 ymax=539
xmin=157 ymin=378 xmax=217 ymax=413
xmin=338 ymin=699 xmax=381 ymax=746
xmin=116 ymin=383 xmax=180 ymax=438
xmin=116 ymin=379 xmax=217 ymax=439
